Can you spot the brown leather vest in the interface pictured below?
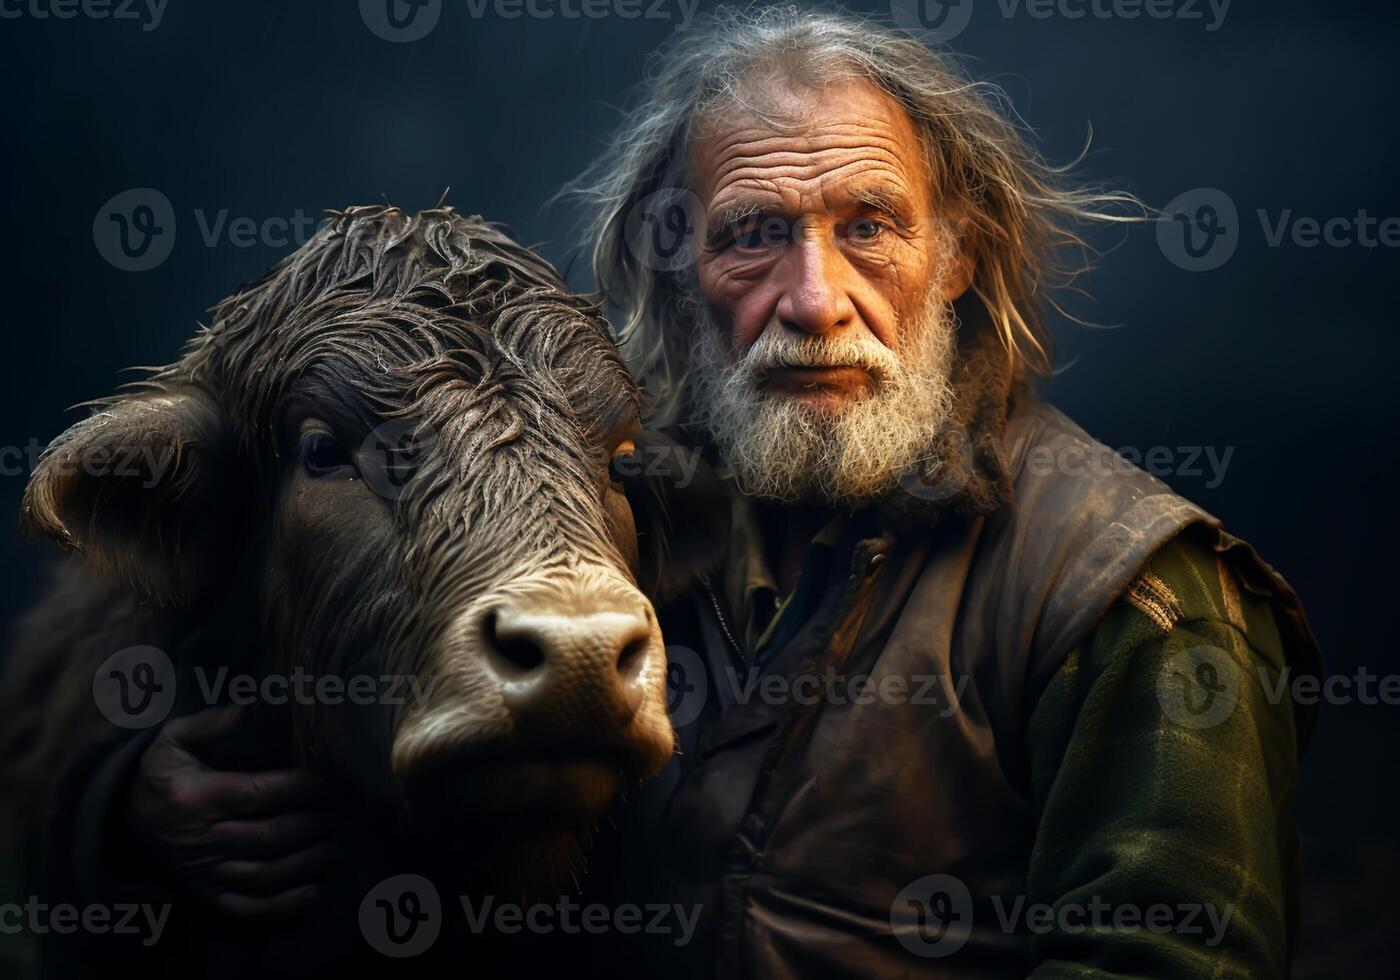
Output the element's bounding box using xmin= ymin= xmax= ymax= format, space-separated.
xmin=618 ymin=399 xmax=1320 ymax=978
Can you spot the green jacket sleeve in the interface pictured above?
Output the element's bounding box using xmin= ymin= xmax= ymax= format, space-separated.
xmin=1023 ymin=534 xmax=1303 ymax=979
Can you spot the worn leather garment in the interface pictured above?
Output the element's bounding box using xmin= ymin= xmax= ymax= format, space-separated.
xmin=612 ymin=398 xmax=1321 ymax=978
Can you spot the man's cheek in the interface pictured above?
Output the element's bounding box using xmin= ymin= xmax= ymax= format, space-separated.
xmin=697 ymin=260 xmax=776 ymax=345
xmin=723 ymin=287 xmax=786 ymax=354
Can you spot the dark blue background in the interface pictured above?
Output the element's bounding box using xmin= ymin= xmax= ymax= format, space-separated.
xmin=2 ymin=1 xmax=1396 ymax=969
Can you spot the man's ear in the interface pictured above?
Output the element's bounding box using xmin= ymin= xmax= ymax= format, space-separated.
xmin=938 ymin=218 xmax=976 ymax=303
xmin=21 ymin=388 xmax=236 ymax=605
xmin=622 ymin=431 xmax=729 ymax=607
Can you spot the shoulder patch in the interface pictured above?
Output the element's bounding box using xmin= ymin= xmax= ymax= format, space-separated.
xmin=1125 ymin=569 xmax=1185 ymax=632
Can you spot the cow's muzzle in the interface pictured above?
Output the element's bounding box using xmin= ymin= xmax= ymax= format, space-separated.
xmin=390 ymin=567 xmax=674 ymax=822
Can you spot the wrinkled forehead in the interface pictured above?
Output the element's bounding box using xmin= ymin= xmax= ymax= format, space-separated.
xmin=688 ymin=76 xmax=931 ymax=218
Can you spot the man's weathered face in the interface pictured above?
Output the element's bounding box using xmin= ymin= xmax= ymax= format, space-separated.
xmin=687 ymin=76 xmax=972 ymax=502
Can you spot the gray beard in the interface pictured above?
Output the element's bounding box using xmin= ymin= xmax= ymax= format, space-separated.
xmin=685 ymin=288 xmax=957 ymax=505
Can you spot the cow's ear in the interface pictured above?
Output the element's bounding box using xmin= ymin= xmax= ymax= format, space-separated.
xmin=21 ymin=388 xmax=236 ymax=605
xmin=623 ymin=431 xmax=729 ymax=607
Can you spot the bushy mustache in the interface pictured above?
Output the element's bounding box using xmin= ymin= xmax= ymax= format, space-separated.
xmin=728 ymin=328 xmax=903 ymax=389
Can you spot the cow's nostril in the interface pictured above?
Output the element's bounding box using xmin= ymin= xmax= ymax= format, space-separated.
xmin=483 ymin=610 xmax=547 ymax=677
xmin=617 ymin=636 xmax=649 ymax=682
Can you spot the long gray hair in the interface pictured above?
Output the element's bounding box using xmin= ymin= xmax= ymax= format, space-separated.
xmin=566 ymin=4 xmax=1139 ymax=426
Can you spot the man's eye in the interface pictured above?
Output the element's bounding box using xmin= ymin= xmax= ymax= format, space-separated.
xmin=300 ymin=430 xmax=354 ymax=476
xmin=733 ymin=228 xmax=765 ymax=249
xmin=730 ymin=218 xmax=788 ymax=251
xmin=848 ymin=218 xmax=886 ymax=241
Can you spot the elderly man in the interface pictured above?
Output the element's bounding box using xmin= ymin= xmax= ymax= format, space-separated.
xmin=577 ymin=7 xmax=1319 ymax=978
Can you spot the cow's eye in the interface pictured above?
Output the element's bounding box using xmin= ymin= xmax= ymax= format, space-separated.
xmin=607 ymin=439 xmax=638 ymax=488
xmin=300 ymin=429 xmax=354 ymax=477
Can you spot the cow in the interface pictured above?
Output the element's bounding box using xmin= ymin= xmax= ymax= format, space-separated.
xmin=0 ymin=205 xmax=721 ymax=975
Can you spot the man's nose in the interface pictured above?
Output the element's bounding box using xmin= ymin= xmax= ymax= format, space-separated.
xmin=774 ymin=233 xmax=857 ymax=336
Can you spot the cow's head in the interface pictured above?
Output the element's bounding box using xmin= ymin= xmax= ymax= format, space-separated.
xmin=22 ymin=206 xmax=719 ymax=887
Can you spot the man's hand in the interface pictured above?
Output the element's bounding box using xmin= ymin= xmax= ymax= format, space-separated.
xmin=128 ymin=705 xmax=338 ymax=916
